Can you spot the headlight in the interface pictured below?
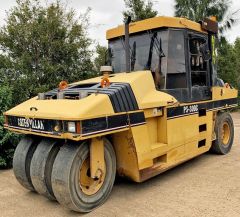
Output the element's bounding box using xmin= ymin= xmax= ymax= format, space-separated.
xmin=68 ymin=122 xmax=76 ymax=133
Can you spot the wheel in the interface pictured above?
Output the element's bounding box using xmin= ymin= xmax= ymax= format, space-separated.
xmin=13 ymin=136 xmax=39 ymax=191
xmin=211 ymin=112 xmax=234 ymax=155
xmin=30 ymin=139 xmax=61 ymax=200
xmin=51 ymin=139 xmax=116 ymax=212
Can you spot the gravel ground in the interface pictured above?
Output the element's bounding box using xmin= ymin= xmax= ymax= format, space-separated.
xmin=0 ymin=112 xmax=240 ymax=217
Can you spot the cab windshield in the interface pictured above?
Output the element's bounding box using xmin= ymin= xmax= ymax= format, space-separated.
xmin=108 ymin=29 xmax=186 ymax=89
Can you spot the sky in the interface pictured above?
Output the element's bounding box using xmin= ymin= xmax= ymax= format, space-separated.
xmin=0 ymin=0 xmax=240 ymax=47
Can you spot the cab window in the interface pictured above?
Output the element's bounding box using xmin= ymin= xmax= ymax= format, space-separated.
xmin=166 ymin=30 xmax=187 ymax=89
xmin=189 ymin=36 xmax=208 ymax=86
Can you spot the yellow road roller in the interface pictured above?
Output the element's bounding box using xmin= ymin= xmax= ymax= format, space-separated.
xmin=4 ymin=16 xmax=238 ymax=212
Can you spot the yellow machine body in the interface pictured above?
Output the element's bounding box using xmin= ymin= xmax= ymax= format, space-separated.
xmin=4 ymin=16 xmax=238 ymax=183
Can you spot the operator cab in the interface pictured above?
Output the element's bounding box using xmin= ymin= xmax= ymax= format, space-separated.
xmin=107 ymin=17 xmax=218 ymax=103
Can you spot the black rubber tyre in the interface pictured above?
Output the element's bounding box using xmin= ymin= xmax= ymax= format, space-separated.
xmin=13 ymin=136 xmax=39 ymax=191
xmin=30 ymin=139 xmax=60 ymax=200
xmin=51 ymin=139 xmax=116 ymax=213
xmin=211 ymin=112 xmax=234 ymax=155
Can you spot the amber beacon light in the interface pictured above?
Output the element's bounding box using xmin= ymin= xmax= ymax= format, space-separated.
xmin=59 ymin=80 xmax=68 ymax=90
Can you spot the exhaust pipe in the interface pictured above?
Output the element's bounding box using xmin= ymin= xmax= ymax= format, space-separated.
xmin=125 ymin=16 xmax=131 ymax=73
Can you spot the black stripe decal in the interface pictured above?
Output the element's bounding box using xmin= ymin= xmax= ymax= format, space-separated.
xmin=167 ymin=98 xmax=238 ymax=119
xmin=109 ymin=83 xmax=139 ymax=112
xmin=82 ymin=83 xmax=139 ymax=113
xmin=81 ymin=112 xmax=145 ymax=136
xmin=129 ymin=112 xmax=145 ymax=125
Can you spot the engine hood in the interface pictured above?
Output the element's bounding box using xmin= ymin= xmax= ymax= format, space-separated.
xmin=5 ymin=71 xmax=177 ymax=121
xmin=5 ymin=93 xmax=114 ymax=120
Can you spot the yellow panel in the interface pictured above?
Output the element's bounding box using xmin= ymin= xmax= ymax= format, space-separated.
xmin=151 ymin=143 xmax=168 ymax=159
xmin=212 ymin=87 xmax=238 ymax=100
xmin=130 ymin=125 xmax=153 ymax=169
xmin=157 ymin=108 xmax=168 ymax=144
xmin=139 ymin=142 xmax=208 ymax=182
xmin=184 ymin=141 xmax=198 ymax=155
xmin=90 ymin=138 xmax=104 ymax=178
xmin=167 ymin=145 xmax=185 ymax=163
xmin=106 ymin=16 xmax=207 ymax=40
xmin=113 ymin=131 xmax=140 ymax=182
xmin=146 ymin=118 xmax=158 ymax=144
xmin=167 ymin=114 xmax=199 ymax=148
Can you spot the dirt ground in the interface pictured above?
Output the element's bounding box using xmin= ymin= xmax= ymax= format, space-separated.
xmin=1 ymin=112 xmax=240 ymax=217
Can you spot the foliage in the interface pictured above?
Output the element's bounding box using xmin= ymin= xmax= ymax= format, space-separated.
xmin=218 ymin=39 xmax=236 ymax=86
xmin=218 ymin=38 xmax=240 ymax=93
xmin=123 ymin=0 xmax=158 ymax=22
xmin=0 ymin=0 xmax=95 ymax=105
xmin=0 ymin=85 xmax=20 ymax=169
xmin=174 ymin=0 xmax=239 ymax=32
xmin=234 ymin=38 xmax=240 ymax=91
xmin=94 ymin=44 xmax=108 ymax=73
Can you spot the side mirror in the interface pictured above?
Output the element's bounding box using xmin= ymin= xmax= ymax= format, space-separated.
xmin=200 ymin=43 xmax=211 ymax=61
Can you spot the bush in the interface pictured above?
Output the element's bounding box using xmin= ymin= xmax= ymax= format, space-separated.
xmin=0 ymin=0 xmax=95 ymax=105
xmin=0 ymin=85 xmax=20 ymax=169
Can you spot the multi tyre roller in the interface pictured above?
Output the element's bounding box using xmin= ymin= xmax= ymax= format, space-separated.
xmin=6 ymin=15 xmax=238 ymax=214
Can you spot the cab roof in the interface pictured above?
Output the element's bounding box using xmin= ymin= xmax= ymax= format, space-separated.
xmin=106 ymin=16 xmax=207 ymax=40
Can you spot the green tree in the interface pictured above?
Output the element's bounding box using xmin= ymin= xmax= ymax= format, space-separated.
xmin=94 ymin=44 xmax=107 ymax=72
xmin=174 ymin=0 xmax=238 ymax=32
xmin=0 ymin=85 xmax=20 ymax=168
xmin=0 ymin=0 xmax=95 ymax=105
xmin=123 ymin=0 xmax=158 ymax=22
xmin=218 ymin=39 xmax=237 ymax=87
xmin=218 ymin=38 xmax=240 ymax=99
xmin=233 ymin=38 xmax=240 ymax=91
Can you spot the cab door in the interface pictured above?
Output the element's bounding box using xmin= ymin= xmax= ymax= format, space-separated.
xmin=188 ymin=33 xmax=212 ymax=102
